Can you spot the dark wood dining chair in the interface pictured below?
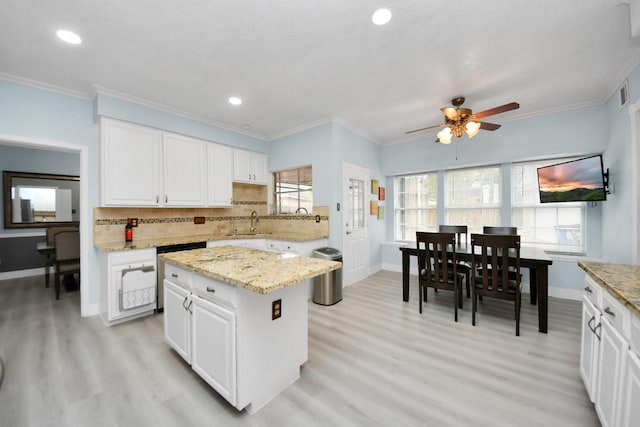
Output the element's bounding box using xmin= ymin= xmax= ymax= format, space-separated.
xmin=416 ymin=231 xmax=464 ymax=321
xmin=44 ymin=225 xmax=79 ymax=288
xmin=53 ymin=231 xmax=80 ymax=300
xmin=439 ymin=225 xmax=471 ymax=297
xmin=483 ymin=226 xmax=517 ymax=235
xmin=470 ymin=233 xmax=522 ymax=336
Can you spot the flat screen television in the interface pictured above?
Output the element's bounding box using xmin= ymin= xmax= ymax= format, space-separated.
xmin=537 ymin=155 xmax=607 ymax=203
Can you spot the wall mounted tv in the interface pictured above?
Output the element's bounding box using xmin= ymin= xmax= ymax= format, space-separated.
xmin=537 ymin=155 xmax=608 ymax=203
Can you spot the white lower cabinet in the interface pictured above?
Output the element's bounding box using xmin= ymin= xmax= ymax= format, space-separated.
xmin=580 ymin=274 xmax=638 ymax=427
xmin=191 ymin=296 xmax=237 ymax=405
xmin=164 ymin=280 xmax=192 ymax=363
xmin=580 ymin=294 xmax=601 ymax=402
xmin=618 ymin=349 xmax=640 ymax=427
xmin=163 ymin=262 xmax=306 ymax=413
xmin=595 ymin=317 xmax=627 ymax=427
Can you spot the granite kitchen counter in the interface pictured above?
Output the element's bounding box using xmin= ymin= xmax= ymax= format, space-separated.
xmin=578 ymin=261 xmax=640 ymax=316
xmin=160 ymin=245 xmax=341 ymax=294
xmin=95 ymin=232 xmax=328 ymax=251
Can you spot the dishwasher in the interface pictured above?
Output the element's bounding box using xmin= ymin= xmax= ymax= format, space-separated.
xmin=156 ymin=241 xmax=207 ymax=312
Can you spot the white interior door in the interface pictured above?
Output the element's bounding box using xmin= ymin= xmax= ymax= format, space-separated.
xmin=342 ymin=163 xmax=370 ymax=286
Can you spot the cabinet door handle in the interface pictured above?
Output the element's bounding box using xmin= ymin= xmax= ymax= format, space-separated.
xmin=165 ymin=195 xmax=168 ymax=203
xmin=248 ymin=173 xmax=251 ymax=180
xmin=171 ymin=273 xmax=178 ymax=278
xmin=182 ymin=296 xmax=189 ymax=310
xmin=593 ymin=321 xmax=602 ymax=341
xmin=584 ymin=286 xmax=592 ymax=293
xmin=253 ymin=174 xmax=256 ymax=180
xmin=187 ymin=300 xmax=193 ymax=314
xmin=604 ymin=307 xmax=615 ymax=317
xmin=156 ymin=195 xmax=159 ymax=203
xmin=206 ymin=286 xmax=216 ymax=293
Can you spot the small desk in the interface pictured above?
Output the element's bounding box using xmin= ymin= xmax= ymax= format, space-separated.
xmin=399 ymin=243 xmax=553 ymax=333
xmin=37 ymin=241 xmax=55 ymax=287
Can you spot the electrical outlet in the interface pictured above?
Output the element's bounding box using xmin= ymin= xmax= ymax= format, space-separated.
xmin=194 ymin=216 xmax=205 ymax=224
xmin=131 ymin=218 xmax=138 ymax=227
xmin=272 ymin=299 xmax=282 ymax=320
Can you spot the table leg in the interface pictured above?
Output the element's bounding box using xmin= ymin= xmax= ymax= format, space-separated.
xmin=537 ymin=264 xmax=548 ymax=333
xmin=45 ymin=255 xmax=51 ymax=288
xmin=402 ymin=250 xmax=410 ymax=302
xmin=529 ymin=267 xmax=537 ymax=305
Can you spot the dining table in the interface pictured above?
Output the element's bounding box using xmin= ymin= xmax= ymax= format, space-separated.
xmin=399 ymin=242 xmax=553 ymax=333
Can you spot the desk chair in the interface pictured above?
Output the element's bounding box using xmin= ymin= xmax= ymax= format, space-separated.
xmin=44 ymin=226 xmax=79 ymax=288
xmin=439 ymin=225 xmax=471 ymax=297
xmin=416 ymin=232 xmax=464 ymax=322
xmin=471 ymin=233 xmax=522 ymax=336
xmin=53 ymin=231 xmax=80 ymax=300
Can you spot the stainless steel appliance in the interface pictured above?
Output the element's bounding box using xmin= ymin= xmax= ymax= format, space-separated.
xmin=156 ymin=241 xmax=206 ymax=312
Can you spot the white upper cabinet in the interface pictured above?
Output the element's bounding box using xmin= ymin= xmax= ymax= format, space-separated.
xmin=233 ymin=149 xmax=268 ymax=184
xmin=100 ymin=117 xmax=234 ymax=207
xmin=163 ymin=132 xmax=207 ymax=206
xmin=101 ymin=117 xmax=162 ymax=206
xmin=207 ymin=143 xmax=233 ymax=207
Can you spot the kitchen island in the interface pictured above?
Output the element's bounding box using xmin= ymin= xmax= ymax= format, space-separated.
xmin=160 ymin=245 xmax=341 ymax=414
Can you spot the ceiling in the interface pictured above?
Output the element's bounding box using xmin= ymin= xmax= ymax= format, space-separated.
xmin=2 ymin=0 xmax=640 ymax=144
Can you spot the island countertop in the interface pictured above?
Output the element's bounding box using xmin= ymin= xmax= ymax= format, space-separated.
xmin=160 ymin=245 xmax=341 ymax=294
xmin=578 ymin=261 xmax=640 ymax=317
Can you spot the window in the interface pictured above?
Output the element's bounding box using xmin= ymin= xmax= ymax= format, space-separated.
xmin=445 ymin=166 xmax=501 ymax=234
xmin=512 ymin=159 xmax=584 ymax=253
xmin=348 ymin=178 xmax=365 ymax=229
xmin=273 ymin=165 xmax=312 ymax=214
xmin=394 ymin=173 xmax=437 ymax=240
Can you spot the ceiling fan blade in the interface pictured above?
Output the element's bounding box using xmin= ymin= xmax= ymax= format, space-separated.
xmin=479 ymin=122 xmax=501 ymax=131
xmin=473 ymin=102 xmax=520 ymax=119
xmin=405 ymin=123 xmax=445 ymax=134
xmin=441 ymin=107 xmax=459 ymax=120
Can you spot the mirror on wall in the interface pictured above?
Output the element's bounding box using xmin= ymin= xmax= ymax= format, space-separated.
xmin=3 ymin=171 xmax=80 ymax=229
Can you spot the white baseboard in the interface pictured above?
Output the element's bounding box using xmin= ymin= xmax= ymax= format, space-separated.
xmin=0 ymin=267 xmax=44 ymax=281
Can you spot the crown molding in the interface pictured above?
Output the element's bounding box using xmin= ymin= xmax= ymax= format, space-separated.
xmin=268 ymin=115 xmax=380 ymax=145
xmin=0 ymin=72 xmax=91 ymax=100
xmin=92 ymin=85 xmax=269 ymax=141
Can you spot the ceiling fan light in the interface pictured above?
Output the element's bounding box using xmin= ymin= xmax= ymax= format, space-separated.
xmin=437 ymin=127 xmax=452 ymax=144
xmin=466 ymin=121 xmax=481 ymax=138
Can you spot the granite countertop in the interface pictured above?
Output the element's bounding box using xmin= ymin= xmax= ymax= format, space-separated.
xmin=578 ymin=261 xmax=640 ymax=317
xmin=160 ymin=245 xmax=341 ymax=294
xmin=95 ymin=232 xmax=327 ymax=252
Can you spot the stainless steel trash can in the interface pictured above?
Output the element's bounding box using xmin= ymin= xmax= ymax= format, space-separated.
xmin=312 ymin=247 xmax=343 ymax=305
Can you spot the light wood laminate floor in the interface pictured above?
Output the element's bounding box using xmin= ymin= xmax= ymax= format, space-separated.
xmin=0 ymin=271 xmax=599 ymax=426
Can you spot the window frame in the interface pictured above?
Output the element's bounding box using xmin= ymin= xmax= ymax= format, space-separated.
xmin=272 ymin=165 xmax=313 ymax=214
xmin=394 ymin=172 xmax=438 ymax=241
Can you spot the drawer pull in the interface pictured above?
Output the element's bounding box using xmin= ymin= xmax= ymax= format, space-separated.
xmin=584 ymin=286 xmax=592 ymax=293
xmin=171 ymin=273 xmax=178 ymax=278
xmin=604 ymin=307 xmax=615 ymax=317
xmin=206 ymin=286 xmax=216 ymax=293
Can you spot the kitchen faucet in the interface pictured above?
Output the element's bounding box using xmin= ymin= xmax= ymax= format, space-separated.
xmin=295 ymin=207 xmax=308 ymax=214
xmin=250 ymin=210 xmax=259 ymax=233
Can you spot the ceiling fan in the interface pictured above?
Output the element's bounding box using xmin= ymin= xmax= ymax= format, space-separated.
xmin=406 ymin=97 xmax=520 ymax=144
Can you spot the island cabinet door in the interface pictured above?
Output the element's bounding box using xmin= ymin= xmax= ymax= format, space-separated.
xmin=191 ymin=295 xmax=237 ymax=406
xmin=164 ymin=280 xmax=192 ymax=363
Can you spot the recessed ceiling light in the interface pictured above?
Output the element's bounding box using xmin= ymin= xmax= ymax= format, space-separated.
xmin=56 ymin=29 xmax=82 ymax=44
xmin=371 ymin=8 xmax=392 ymax=26
xmin=229 ymin=97 xmax=242 ymax=106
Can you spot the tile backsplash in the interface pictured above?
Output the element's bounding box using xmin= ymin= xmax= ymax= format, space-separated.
xmin=94 ymin=183 xmax=329 ymax=244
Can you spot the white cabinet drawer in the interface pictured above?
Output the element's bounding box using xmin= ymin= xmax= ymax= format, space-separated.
xmin=584 ymin=275 xmax=602 ymax=308
xmin=165 ymin=263 xmax=193 ymax=291
xmin=602 ymin=290 xmax=631 ymax=337
xmin=192 ymin=274 xmax=238 ymax=309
